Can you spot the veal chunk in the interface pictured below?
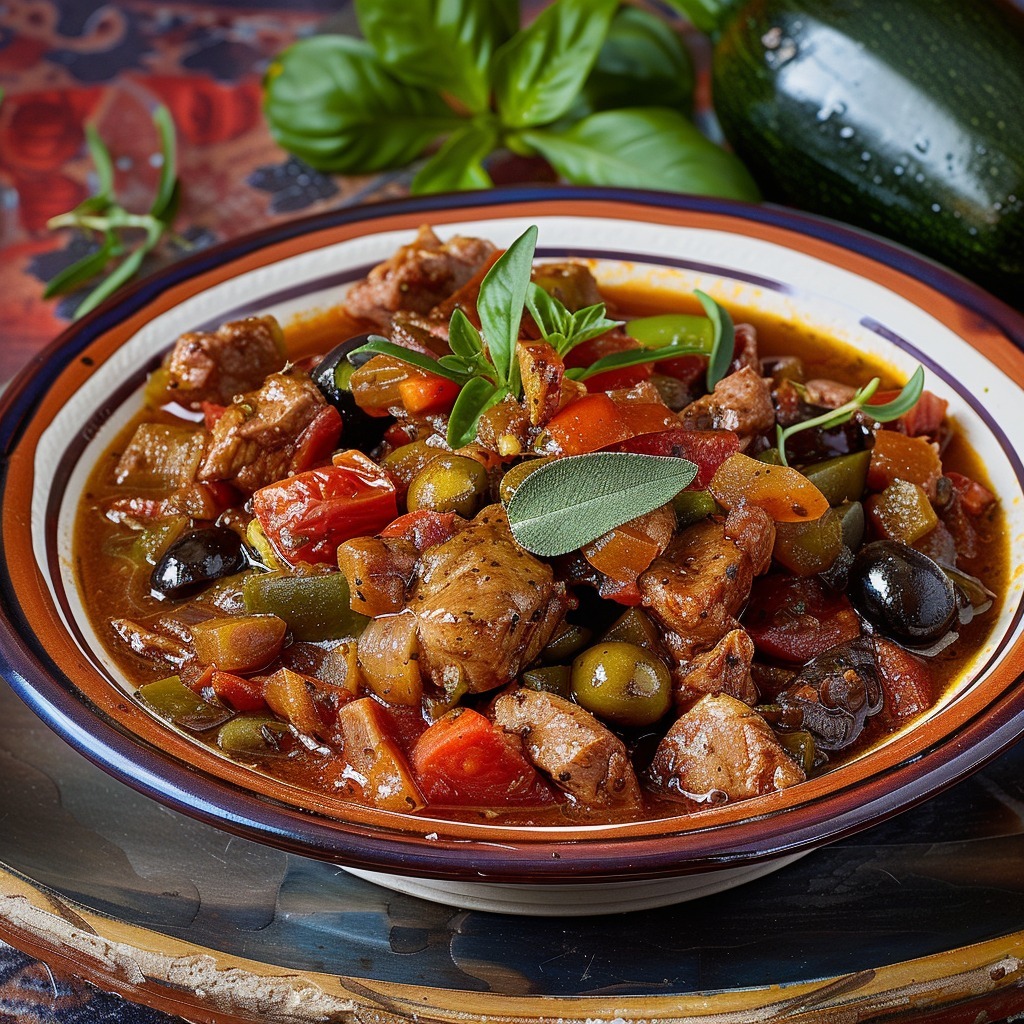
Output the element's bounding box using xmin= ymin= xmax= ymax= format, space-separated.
xmin=344 ymin=225 xmax=496 ymax=326
xmin=668 ymin=628 xmax=758 ymax=712
xmin=493 ymin=690 xmax=643 ymax=814
xmin=679 ymin=365 xmax=775 ymax=442
xmin=158 ymin=316 xmax=284 ymax=409
xmin=199 ymin=371 xmax=331 ymax=493
xmin=640 ymin=507 xmax=774 ymax=658
xmin=647 ymin=693 xmax=804 ymax=810
xmin=409 ymin=507 xmax=569 ymax=694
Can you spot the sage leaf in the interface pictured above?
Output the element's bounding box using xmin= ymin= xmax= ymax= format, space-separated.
xmin=506 ymin=452 xmax=697 ymax=557
xmin=264 ymin=35 xmax=462 ymax=172
xmin=492 ymin=0 xmax=618 ymax=128
xmin=411 ymin=121 xmax=497 ymax=195
xmin=695 ymin=289 xmax=734 ymax=390
xmin=447 ymin=377 xmax=509 ymax=448
xmin=349 ymin=338 xmax=471 ymax=384
xmin=518 ymin=107 xmax=759 ymax=200
xmin=355 ymin=0 xmax=517 ymax=113
xmin=477 ymin=224 xmax=537 ymax=387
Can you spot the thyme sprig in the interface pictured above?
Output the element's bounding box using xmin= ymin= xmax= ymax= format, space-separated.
xmin=45 ymin=105 xmax=181 ymax=319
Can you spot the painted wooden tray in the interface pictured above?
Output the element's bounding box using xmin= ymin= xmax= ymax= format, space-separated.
xmin=1 ymin=677 xmax=1023 ymax=1023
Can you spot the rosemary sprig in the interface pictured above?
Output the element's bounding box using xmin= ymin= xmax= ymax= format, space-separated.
xmin=45 ymin=105 xmax=181 ymax=320
xmin=776 ymin=366 xmax=926 ymax=466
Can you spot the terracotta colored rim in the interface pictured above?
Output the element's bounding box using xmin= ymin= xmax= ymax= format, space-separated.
xmin=2 ymin=187 xmax=1024 ymax=883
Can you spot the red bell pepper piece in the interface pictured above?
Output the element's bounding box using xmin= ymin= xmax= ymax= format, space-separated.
xmin=604 ymin=428 xmax=740 ymax=488
xmin=545 ymin=393 xmax=632 ymax=454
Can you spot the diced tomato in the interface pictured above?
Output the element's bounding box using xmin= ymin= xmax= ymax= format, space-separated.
xmin=613 ymin=400 xmax=679 ymax=436
xmin=201 ymin=401 xmax=227 ymax=430
xmin=867 ymin=431 xmax=942 ymax=500
xmin=743 ymin=575 xmax=861 ymax=665
xmin=211 ymin=670 xmax=267 ymax=712
xmin=945 ymin=471 xmax=997 ymax=517
xmin=582 ymin=504 xmax=675 ymax=600
xmin=291 ymin=404 xmax=344 ymax=474
xmin=564 ymin=333 xmax=652 ymax=393
xmin=380 ymin=509 xmax=462 ymax=551
xmin=252 ymin=449 xmax=398 ymax=566
xmin=545 ymin=393 xmax=632 ymax=454
xmin=411 ymin=708 xmax=554 ymax=807
xmin=873 ymin=638 xmax=934 ymax=728
xmin=870 ymin=389 xmax=948 ymax=440
xmin=397 ymin=374 xmax=461 ymax=415
xmin=604 ymin=428 xmax=740 ymax=489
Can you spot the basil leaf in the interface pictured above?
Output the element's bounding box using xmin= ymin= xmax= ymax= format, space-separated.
xmin=695 ymin=290 xmax=734 ymax=389
xmin=448 ymin=307 xmax=485 ymax=359
xmin=492 ymin=0 xmax=618 ymax=129
xmin=348 ymin=338 xmax=471 ymax=384
xmin=477 ymin=225 xmax=537 ymax=386
xmin=518 ymin=107 xmax=759 ymax=200
xmin=355 ymin=0 xmax=518 ymax=113
xmin=574 ymin=6 xmax=694 ymax=118
xmin=526 ymin=281 xmax=574 ymax=340
xmin=865 ymin=367 xmax=926 ymax=420
xmin=568 ymin=342 xmax=706 ymax=381
xmin=264 ymin=36 xmax=462 ymax=172
xmin=447 ymin=377 xmax=508 ymax=448
xmin=506 ymin=452 xmax=697 ymax=557
xmin=411 ymin=121 xmax=497 ymax=195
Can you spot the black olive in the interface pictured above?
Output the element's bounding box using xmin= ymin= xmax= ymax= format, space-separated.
xmin=151 ymin=526 xmax=249 ymax=600
xmin=311 ymin=333 xmax=392 ymax=451
xmin=848 ymin=540 xmax=958 ymax=645
xmin=780 ymin=417 xmax=874 ymax=465
xmin=776 ymin=638 xmax=883 ymax=753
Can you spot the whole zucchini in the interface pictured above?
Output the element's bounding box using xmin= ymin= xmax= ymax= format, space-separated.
xmin=707 ymin=0 xmax=1024 ymax=302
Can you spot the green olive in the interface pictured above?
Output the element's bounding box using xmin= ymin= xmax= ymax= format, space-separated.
xmin=382 ymin=440 xmax=444 ymax=494
xmin=498 ymin=457 xmax=554 ymax=505
xmin=570 ymin=641 xmax=672 ymax=727
xmin=407 ymin=454 xmax=489 ymax=517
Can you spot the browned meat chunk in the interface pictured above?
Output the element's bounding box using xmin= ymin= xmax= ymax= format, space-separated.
xmin=337 ymin=535 xmax=418 ymax=617
xmin=639 ymin=507 xmax=773 ymax=657
xmin=409 ymin=507 xmax=569 ymax=694
xmin=493 ymin=690 xmax=643 ymax=813
xmin=647 ymin=693 xmax=804 ymax=809
xmin=803 ymin=378 xmax=857 ymax=408
xmin=723 ymin=503 xmax=776 ymax=575
xmin=530 ymin=262 xmax=603 ymax=312
xmin=198 ymin=371 xmax=330 ymax=494
xmin=344 ymin=225 xmax=496 ymax=326
xmin=157 ymin=316 xmax=284 ymax=409
xmin=668 ymin=628 xmax=758 ymax=712
xmin=732 ymin=323 xmax=760 ymax=372
xmin=679 ymin=365 xmax=775 ymax=441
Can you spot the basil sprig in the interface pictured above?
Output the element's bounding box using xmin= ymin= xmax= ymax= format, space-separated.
xmin=349 ymin=226 xmax=739 ymax=448
xmin=776 ymin=366 xmax=926 ymax=466
xmin=506 ymin=452 xmax=698 ymax=557
xmin=263 ymin=1 xmax=757 ymax=201
xmin=44 ymin=106 xmax=181 ymax=319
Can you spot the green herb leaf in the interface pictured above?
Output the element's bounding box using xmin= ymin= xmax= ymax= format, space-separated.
xmin=263 ymin=35 xmax=463 ymax=173
xmin=492 ymin=0 xmax=619 ymax=128
xmin=448 ymin=307 xmax=485 ymax=360
xmin=864 ymin=366 xmax=926 ymax=420
xmin=411 ymin=121 xmax=497 ymax=195
xmin=776 ymin=367 xmax=925 ymax=466
xmin=567 ymin=342 xmax=705 ymax=381
xmin=150 ymin=105 xmax=178 ymax=219
xmin=42 ymin=232 xmax=119 ymax=298
xmin=657 ymin=0 xmax=733 ymax=35
xmin=447 ymin=377 xmax=509 ymax=448
xmin=348 ymin=337 xmax=473 ymax=384
xmin=573 ymin=5 xmax=694 ymax=118
xmin=526 ymin=283 xmax=622 ymax=358
xmin=506 ymin=452 xmax=697 ymax=557
xmin=84 ymin=124 xmax=115 ymax=199
xmin=517 ymin=107 xmax=759 ymax=200
xmin=695 ymin=289 xmax=734 ymax=390
xmin=355 ymin=0 xmax=518 ymax=113
xmin=477 ymin=225 xmax=537 ymax=388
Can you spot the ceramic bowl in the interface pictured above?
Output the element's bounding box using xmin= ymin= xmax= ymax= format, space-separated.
xmin=3 ymin=189 xmax=1024 ymax=917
